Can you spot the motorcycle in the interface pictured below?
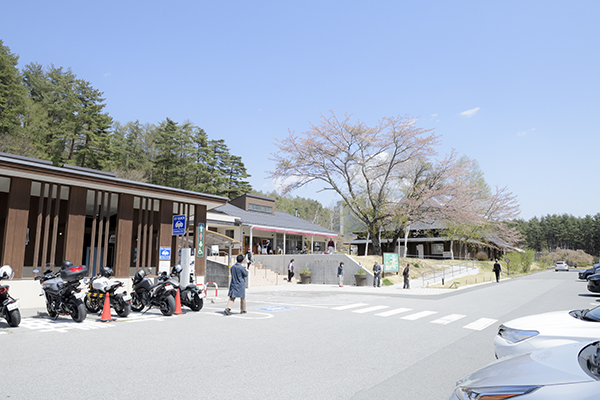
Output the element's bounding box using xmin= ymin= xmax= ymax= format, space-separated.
xmin=130 ymin=269 xmax=176 ymax=316
xmin=157 ymin=264 xmax=204 ymax=312
xmin=85 ymin=266 xmax=132 ymax=317
xmin=0 ymin=265 xmax=20 ymax=327
xmin=35 ymin=261 xmax=88 ymax=322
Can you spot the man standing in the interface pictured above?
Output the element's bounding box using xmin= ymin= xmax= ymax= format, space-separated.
xmin=224 ymin=254 xmax=248 ymax=315
xmin=373 ymin=262 xmax=382 ymax=287
xmin=245 ymin=248 xmax=253 ymax=269
xmin=493 ymin=259 xmax=502 ymax=283
xmin=337 ymin=262 xmax=344 ymax=287
xmin=403 ymin=263 xmax=410 ymax=289
xmin=287 ymin=259 xmax=295 ymax=283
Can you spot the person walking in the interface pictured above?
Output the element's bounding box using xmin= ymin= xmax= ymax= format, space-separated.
xmin=328 ymin=238 xmax=335 ymax=254
xmin=337 ymin=262 xmax=344 ymax=287
xmin=373 ymin=261 xmax=382 ymax=287
xmin=245 ymin=248 xmax=253 ymax=269
xmin=493 ymin=259 xmax=502 ymax=283
xmin=287 ymin=259 xmax=295 ymax=283
xmin=224 ymin=254 xmax=248 ymax=315
xmin=403 ymin=263 xmax=410 ymax=289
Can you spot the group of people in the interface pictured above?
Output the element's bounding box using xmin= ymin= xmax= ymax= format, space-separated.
xmin=371 ymin=262 xmax=411 ymax=288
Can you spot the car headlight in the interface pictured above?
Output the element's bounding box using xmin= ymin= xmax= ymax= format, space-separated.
xmin=454 ymin=385 xmax=541 ymax=399
xmin=498 ymin=325 xmax=539 ymax=344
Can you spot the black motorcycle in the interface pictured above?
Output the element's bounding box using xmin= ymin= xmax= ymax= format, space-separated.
xmin=85 ymin=267 xmax=131 ymax=317
xmin=0 ymin=265 xmax=20 ymax=327
xmin=157 ymin=264 xmax=204 ymax=312
xmin=130 ymin=269 xmax=176 ymax=316
xmin=35 ymin=261 xmax=88 ymax=322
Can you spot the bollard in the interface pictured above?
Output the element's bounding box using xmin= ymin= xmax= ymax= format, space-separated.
xmin=442 ymin=278 xmax=444 ymax=286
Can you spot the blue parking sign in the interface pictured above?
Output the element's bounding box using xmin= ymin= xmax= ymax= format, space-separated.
xmin=172 ymin=215 xmax=186 ymax=235
xmin=159 ymin=247 xmax=171 ymax=260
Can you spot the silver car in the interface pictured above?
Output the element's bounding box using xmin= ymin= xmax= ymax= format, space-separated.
xmin=555 ymin=261 xmax=569 ymax=271
xmin=449 ymin=341 xmax=600 ymax=399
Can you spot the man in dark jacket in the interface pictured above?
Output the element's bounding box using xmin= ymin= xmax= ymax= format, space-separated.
xmin=224 ymin=254 xmax=248 ymax=315
xmin=373 ymin=262 xmax=382 ymax=287
xmin=493 ymin=259 xmax=501 ymax=283
xmin=403 ymin=264 xmax=410 ymax=289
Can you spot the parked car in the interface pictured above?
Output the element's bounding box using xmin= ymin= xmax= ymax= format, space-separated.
xmin=494 ymin=306 xmax=600 ymax=358
xmin=554 ymin=261 xmax=569 ymax=271
xmin=587 ymin=273 xmax=600 ymax=293
xmin=579 ymin=265 xmax=600 ymax=280
xmin=449 ymin=341 xmax=600 ymax=400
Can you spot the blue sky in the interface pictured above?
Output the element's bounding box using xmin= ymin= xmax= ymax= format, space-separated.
xmin=2 ymin=1 xmax=599 ymax=220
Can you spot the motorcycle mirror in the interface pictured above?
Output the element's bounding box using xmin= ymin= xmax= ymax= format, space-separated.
xmin=33 ymin=269 xmax=39 ymax=273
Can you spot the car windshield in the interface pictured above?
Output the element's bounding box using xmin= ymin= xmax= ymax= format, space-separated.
xmin=582 ymin=306 xmax=600 ymax=322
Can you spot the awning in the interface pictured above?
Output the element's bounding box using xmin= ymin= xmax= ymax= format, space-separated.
xmin=251 ymin=226 xmax=336 ymax=238
xmin=205 ymin=230 xmax=242 ymax=247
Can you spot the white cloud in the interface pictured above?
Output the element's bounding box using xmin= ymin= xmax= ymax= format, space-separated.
xmin=459 ymin=107 xmax=481 ymax=117
xmin=103 ymin=72 xmax=111 ymax=77
xmin=517 ymin=128 xmax=536 ymax=137
xmin=430 ymin=114 xmax=438 ymax=118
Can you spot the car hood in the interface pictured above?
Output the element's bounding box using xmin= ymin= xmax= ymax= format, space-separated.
xmin=458 ymin=342 xmax=594 ymax=387
xmin=503 ymin=310 xmax=600 ymax=337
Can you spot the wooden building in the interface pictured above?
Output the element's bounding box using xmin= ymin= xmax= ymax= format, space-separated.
xmin=0 ymin=152 xmax=226 ymax=279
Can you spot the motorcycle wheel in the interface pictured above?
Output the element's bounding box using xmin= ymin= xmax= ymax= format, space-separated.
xmin=84 ymin=295 xmax=101 ymax=313
xmin=114 ymin=297 xmax=131 ymax=317
xmin=70 ymin=300 xmax=87 ymax=323
xmin=159 ymin=295 xmax=176 ymax=316
xmin=131 ymin=293 xmax=144 ymax=312
xmin=189 ymin=293 xmax=203 ymax=311
xmin=6 ymin=308 xmax=21 ymax=327
xmin=46 ymin=301 xmax=58 ymax=319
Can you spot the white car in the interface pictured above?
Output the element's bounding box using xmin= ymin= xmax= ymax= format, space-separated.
xmin=555 ymin=261 xmax=569 ymax=271
xmin=494 ymin=306 xmax=600 ymax=358
xmin=449 ymin=341 xmax=600 ymax=400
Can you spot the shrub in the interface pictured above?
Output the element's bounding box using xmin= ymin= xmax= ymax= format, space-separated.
xmin=300 ymin=267 xmax=311 ymax=274
xmin=382 ymin=278 xmax=393 ymax=286
xmin=475 ymin=252 xmax=488 ymax=261
xmin=356 ymin=267 xmax=366 ymax=275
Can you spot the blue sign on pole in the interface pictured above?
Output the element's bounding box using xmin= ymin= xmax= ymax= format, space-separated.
xmin=159 ymin=247 xmax=171 ymax=260
xmin=172 ymin=215 xmax=186 ymax=235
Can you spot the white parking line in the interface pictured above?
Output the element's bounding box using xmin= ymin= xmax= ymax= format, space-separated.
xmin=463 ymin=318 xmax=498 ymax=331
xmin=331 ymin=303 xmax=369 ymax=310
xmin=375 ymin=308 xmax=412 ymax=317
xmin=401 ymin=311 xmax=437 ymax=320
xmin=352 ymin=305 xmax=390 ymax=314
xmin=431 ymin=314 xmax=466 ymax=325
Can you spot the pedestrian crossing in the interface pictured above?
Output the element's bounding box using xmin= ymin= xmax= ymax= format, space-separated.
xmin=331 ymin=303 xmax=497 ymax=331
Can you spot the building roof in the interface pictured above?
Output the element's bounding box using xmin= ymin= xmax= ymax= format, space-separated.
xmin=213 ymin=203 xmax=337 ymax=238
xmin=0 ymin=152 xmax=227 ymax=209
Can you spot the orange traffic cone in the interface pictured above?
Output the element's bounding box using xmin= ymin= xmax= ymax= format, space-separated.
xmin=174 ymin=288 xmax=184 ymax=315
xmin=98 ymin=292 xmax=116 ymax=323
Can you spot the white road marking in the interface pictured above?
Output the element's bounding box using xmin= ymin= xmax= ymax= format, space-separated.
xmin=352 ymin=305 xmax=390 ymax=314
xmin=431 ymin=314 xmax=466 ymax=325
xmin=401 ymin=311 xmax=438 ymax=320
xmin=331 ymin=303 xmax=369 ymax=310
xmin=375 ymin=308 xmax=412 ymax=317
xmin=463 ymin=318 xmax=498 ymax=331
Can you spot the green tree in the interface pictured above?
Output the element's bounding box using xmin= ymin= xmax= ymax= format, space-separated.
xmin=0 ymin=40 xmax=27 ymax=138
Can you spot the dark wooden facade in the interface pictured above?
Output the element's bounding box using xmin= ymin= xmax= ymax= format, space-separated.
xmin=0 ymin=154 xmax=224 ymax=279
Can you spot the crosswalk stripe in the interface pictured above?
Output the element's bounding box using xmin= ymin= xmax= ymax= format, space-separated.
xmin=401 ymin=311 xmax=437 ymax=320
xmin=352 ymin=305 xmax=390 ymax=314
xmin=376 ymin=308 xmax=412 ymax=317
xmin=463 ymin=318 xmax=498 ymax=331
xmin=332 ymin=303 xmax=369 ymax=310
xmin=431 ymin=314 xmax=466 ymax=325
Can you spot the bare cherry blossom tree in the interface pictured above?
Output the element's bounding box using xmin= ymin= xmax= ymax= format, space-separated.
xmin=269 ymin=111 xmax=438 ymax=255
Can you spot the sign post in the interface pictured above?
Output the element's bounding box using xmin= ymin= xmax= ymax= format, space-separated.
xmin=383 ymin=253 xmax=399 ymax=275
xmin=172 ymin=215 xmax=186 ymax=236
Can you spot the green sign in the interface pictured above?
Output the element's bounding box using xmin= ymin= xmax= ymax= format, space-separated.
xmin=197 ymin=223 xmax=205 ymax=258
xmin=383 ymin=253 xmax=399 ymax=272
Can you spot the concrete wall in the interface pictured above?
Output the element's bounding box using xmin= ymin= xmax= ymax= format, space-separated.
xmin=253 ymin=254 xmax=373 ymax=286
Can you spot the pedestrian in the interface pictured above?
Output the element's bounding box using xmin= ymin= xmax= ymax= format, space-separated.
xmin=245 ymin=248 xmax=253 ymax=269
xmin=257 ymin=242 xmax=262 ymax=255
xmin=328 ymin=238 xmax=335 ymax=254
xmin=224 ymin=254 xmax=248 ymax=315
xmin=493 ymin=259 xmax=501 ymax=283
xmin=266 ymin=240 xmax=272 ymax=255
xmin=403 ymin=263 xmax=410 ymax=289
xmin=337 ymin=262 xmax=344 ymax=287
xmin=288 ymin=259 xmax=295 ymax=282
xmin=373 ymin=261 xmax=382 ymax=287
